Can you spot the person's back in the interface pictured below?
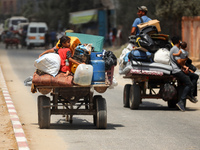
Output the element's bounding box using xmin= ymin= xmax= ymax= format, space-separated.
xmin=170 ymin=45 xmax=181 ymax=74
xmin=131 ymin=6 xmax=151 ymax=35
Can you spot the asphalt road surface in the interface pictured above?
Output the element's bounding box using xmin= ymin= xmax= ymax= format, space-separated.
xmin=1 ymin=44 xmax=200 ymax=150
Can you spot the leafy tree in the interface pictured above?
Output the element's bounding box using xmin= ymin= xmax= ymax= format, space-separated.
xmin=116 ymin=0 xmax=157 ymax=44
xmin=116 ymin=0 xmax=200 ymax=43
xmin=155 ymin=0 xmax=200 ymax=37
xmin=31 ymin=0 xmax=94 ymax=31
xmin=21 ymin=1 xmax=35 ymax=20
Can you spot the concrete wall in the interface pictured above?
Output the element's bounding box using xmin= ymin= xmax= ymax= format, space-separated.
xmin=182 ymin=16 xmax=200 ymax=61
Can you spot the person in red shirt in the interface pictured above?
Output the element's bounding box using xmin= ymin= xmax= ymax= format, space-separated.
xmin=39 ymin=36 xmax=80 ymax=76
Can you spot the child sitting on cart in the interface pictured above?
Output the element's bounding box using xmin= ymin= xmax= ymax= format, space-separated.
xmin=172 ymin=41 xmax=192 ymax=74
xmin=39 ymin=35 xmax=80 ymax=76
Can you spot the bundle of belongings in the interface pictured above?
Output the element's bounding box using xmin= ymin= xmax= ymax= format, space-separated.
xmin=31 ymin=35 xmax=117 ymax=94
xmin=119 ymin=22 xmax=175 ymax=76
xmin=119 ymin=22 xmax=197 ymax=77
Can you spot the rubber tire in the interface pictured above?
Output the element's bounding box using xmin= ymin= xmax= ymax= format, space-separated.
xmin=38 ymin=95 xmax=51 ymax=129
xmin=129 ymin=84 xmax=141 ymax=110
xmin=123 ymin=84 xmax=131 ymax=108
xmin=167 ymin=87 xmax=178 ymax=108
xmin=167 ymin=98 xmax=178 ymax=108
xmin=96 ymin=97 xmax=107 ymax=129
xmin=27 ymin=44 xmax=32 ymax=49
xmin=92 ymin=95 xmax=102 ymax=126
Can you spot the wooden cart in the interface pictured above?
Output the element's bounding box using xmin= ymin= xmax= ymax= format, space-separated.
xmin=122 ymin=73 xmax=185 ymax=109
xmin=36 ymin=84 xmax=108 ymax=129
xmin=4 ymin=31 xmax=20 ymax=49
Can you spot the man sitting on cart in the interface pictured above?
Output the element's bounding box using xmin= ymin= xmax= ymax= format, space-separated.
xmin=130 ymin=6 xmax=151 ymax=36
xmin=169 ymin=36 xmax=199 ymax=112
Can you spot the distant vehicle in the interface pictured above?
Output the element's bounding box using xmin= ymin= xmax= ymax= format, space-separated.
xmin=25 ymin=22 xmax=48 ymax=49
xmin=4 ymin=16 xmax=29 ymax=31
xmin=4 ymin=31 xmax=20 ymax=49
xmin=17 ymin=22 xmax=29 ymax=34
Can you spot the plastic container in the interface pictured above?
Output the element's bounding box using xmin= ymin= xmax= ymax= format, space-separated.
xmin=73 ymin=64 xmax=93 ymax=86
xmin=90 ymin=52 xmax=103 ymax=60
xmin=90 ymin=52 xmax=105 ymax=84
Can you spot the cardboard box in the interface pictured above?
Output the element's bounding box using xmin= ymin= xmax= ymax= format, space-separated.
xmin=137 ymin=19 xmax=161 ymax=32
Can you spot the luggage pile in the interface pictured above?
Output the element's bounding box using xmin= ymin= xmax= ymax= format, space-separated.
xmin=119 ymin=23 xmax=174 ymax=76
xmin=31 ymin=33 xmax=118 ymax=94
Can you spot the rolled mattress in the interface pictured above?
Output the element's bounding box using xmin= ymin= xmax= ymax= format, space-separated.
xmin=119 ymin=61 xmax=172 ymax=75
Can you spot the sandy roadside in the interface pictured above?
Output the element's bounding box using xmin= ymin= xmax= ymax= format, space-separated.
xmin=0 ymin=89 xmax=18 ymax=150
xmin=0 ymin=49 xmax=68 ymax=150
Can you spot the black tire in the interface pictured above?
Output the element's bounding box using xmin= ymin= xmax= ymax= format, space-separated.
xmin=129 ymin=84 xmax=141 ymax=110
xmin=96 ymin=97 xmax=107 ymax=129
xmin=38 ymin=95 xmax=51 ymax=129
xmin=167 ymin=99 xmax=178 ymax=108
xmin=123 ymin=84 xmax=131 ymax=108
xmin=27 ymin=44 xmax=32 ymax=49
xmin=167 ymin=87 xmax=178 ymax=108
xmin=92 ymin=95 xmax=102 ymax=126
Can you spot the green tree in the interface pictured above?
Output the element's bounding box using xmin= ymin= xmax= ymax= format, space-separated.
xmin=116 ymin=0 xmax=200 ymax=43
xmin=21 ymin=1 xmax=35 ymax=20
xmin=116 ymin=0 xmax=157 ymax=44
xmin=155 ymin=0 xmax=200 ymax=37
xmin=33 ymin=0 xmax=95 ymax=31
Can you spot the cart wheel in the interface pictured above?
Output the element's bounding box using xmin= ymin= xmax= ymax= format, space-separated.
xmin=167 ymin=99 xmax=178 ymax=108
xmin=92 ymin=95 xmax=102 ymax=126
xmin=168 ymin=87 xmax=178 ymax=108
xmin=69 ymin=115 xmax=73 ymax=124
xmin=38 ymin=95 xmax=51 ymax=129
xmin=96 ymin=97 xmax=107 ymax=129
xmin=123 ymin=84 xmax=131 ymax=108
xmin=27 ymin=44 xmax=32 ymax=49
xmin=129 ymin=84 xmax=141 ymax=110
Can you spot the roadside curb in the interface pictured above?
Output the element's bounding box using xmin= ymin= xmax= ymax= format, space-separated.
xmin=0 ymin=66 xmax=30 ymax=150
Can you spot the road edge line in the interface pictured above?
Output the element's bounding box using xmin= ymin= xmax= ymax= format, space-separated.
xmin=0 ymin=66 xmax=30 ymax=150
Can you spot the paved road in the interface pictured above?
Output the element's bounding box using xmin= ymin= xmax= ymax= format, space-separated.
xmin=2 ymin=45 xmax=200 ymax=150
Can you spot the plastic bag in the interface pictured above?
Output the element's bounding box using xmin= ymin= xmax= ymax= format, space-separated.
xmin=128 ymin=50 xmax=153 ymax=62
xmin=154 ymin=48 xmax=170 ymax=65
xmin=161 ymin=83 xmax=177 ymax=101
xmin=119 ymin=43 xmax=133 ymax=70
xmin=137 ymin=33 xmax=157 ymax=53
xmin=103 ymin=51 xmax=117 ymax=70
xmin=108 ymin=76 xmax=118 ymax=89
xmin=34 ymin=53 xmax=61 ymax=77
xmin=24 ymin=76 xmax=33 ymax=86
xmin=186 ymin=58 xmax=197 ymax=72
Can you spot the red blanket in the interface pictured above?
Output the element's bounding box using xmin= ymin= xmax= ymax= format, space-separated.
xmin=32 ymin=72 xmax=73 ymax=86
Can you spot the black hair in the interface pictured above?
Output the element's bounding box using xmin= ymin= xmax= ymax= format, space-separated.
xmin=171 ymin=36 xmax=180 ymax=45
xmin=180 ymin=41 xmax=187 ymax=49
xmin=58 ymin=35 xmax=70 ymax=48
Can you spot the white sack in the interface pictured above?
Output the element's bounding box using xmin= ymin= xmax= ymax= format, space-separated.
xmin=154 ymin=48 xmax=170 ymax=65
xmin=34 ymin=53 xmax=61 ymax=77
xmin=119 ymin=43 xmax=134 ymax=71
